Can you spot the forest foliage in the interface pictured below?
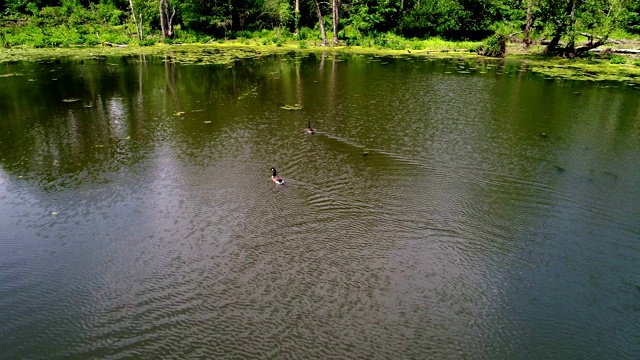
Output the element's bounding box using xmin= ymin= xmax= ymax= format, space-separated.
xmin=1 ymin=0 xmax=639 ymax=57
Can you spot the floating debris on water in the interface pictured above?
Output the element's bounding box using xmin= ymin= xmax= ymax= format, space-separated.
xmin=281 ymin=104 xmax=303 ymax=110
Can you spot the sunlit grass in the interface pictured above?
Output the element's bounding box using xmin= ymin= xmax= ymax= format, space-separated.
xmin=418 ymin=37 xmax=480 ymax=52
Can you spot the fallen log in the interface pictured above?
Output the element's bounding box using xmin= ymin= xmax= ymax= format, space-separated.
xmin=104 ymin=42 xmax=128 ymax=47
xmin=588 ymin=48 xmax=640 ymax=54
xmin=538 ymin=38 xmax=640 ymax=55
xmin=579 ymin=32 xmax=622 ymax=44
xmin=541 ymin=39 xmax=612 ymax=47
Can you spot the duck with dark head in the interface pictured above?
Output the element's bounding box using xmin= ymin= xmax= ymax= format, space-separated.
xmin=305 ymin=122 xmax=315 ymax=134
xmin=271 ymin=167 xmax=284 ymax=184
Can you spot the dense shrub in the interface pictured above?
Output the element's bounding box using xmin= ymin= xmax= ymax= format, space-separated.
xmin=397 ymin=0 xmax=465 ymax=38
xmin=477 ymin=33 xmax=507 ymax=57
xmin=234 ymin=30 xmax=252 ymax=39
xmin=371 ymin=33 xmax=408 ymax=50
xmin=610 ymin=55 xmax=627 ymax=64
xmin=138 ymin=38 xmax=156 ymax=46
xmin=100 ymin=32 xmax=132 ymax=45
xmin=296 ymin=27 xmax=316 ymax=40
xmin=254 ymin=29 xmax=273 ymax=38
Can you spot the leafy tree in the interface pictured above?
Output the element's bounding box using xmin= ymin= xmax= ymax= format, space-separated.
xmin=343 ymin=0 xmax=401 ymax=34
xmin=539 ymin=0 xmax=629 ymax=56
xmin=92 ymin=0 xmax=127 ymax=26
xmin=262 ymin=0 xmax=293 ymax=28
xmin=1 ymin=0 xmax=638 ymax=48
xmin=397 ymin=0 xmax=467 ymax=37
xmin=177 ymin=0 xmax=232 ymax=36
xmin=624 ymin=0 xmax=640 ymax=33
xmin=397 ymin=0 xmax=497 ymax=38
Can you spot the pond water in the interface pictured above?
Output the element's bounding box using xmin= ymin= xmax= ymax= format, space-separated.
xmin=0 ymin=52 xmax=639 ymax=359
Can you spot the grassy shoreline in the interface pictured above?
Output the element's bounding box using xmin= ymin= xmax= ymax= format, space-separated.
xmin=1 ymin=40 xmax=639 ymax=84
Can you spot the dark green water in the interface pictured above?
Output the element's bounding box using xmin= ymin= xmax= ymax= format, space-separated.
xmin=0 ymin=52 xmax=639 ymax=359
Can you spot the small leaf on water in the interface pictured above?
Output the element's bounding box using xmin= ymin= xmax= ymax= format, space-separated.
xmin=62 ymin=98 xmax=81 ymax=103
xmin=204 ymin=121 xmax=212 ymax=124
xmin=51 ymin=211 xmax=58 ymax=215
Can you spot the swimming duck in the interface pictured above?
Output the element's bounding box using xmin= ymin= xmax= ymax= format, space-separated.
xmin=305 ymin=122 xmax=315 ymax=134
xmin=271 ymin=167 xmax=284 ymax=184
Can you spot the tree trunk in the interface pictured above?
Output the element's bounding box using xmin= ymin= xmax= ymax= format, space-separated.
xmin=167 ymin=7 xmax=175 ymax=38
xmin=294 ymin=0 xmax=300 ymax=35
xmin=523 ymin=0 xmax=532 ymax=49
xmin=129 ymin=0 xmax=142 ymax=40
xmin=159 ymin=0 xmax=166 ymax=39
xmin=159 ymin=0 xmax=175 ymax=39
xmin=588 ymin=48 xmax=640 ymax=54
xmin=564 ymin=0 xmax=577 ymax=57
xmin=313 ymin=0 xmax=328 ymax=46
xmin=332 ymin=0 xmax=339 ymax=44
xmin=546 ymin=33 xmax=562 ymax=54
xmin=229 ymin=0 xmax=236 ymax=34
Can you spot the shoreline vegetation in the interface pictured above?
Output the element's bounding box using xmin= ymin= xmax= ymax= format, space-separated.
xmin=1 ymin=0 xmax=640 ymax=82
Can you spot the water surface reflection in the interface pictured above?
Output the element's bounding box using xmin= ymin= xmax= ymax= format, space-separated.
xmin=0 ymin=53 xmax=638 ymax=359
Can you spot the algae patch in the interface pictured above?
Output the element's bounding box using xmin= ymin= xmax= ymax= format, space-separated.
xmin=517 ymin=56 xmax=640 ymax=82
xmin=2 ymin=43 xmax=639 ymax=83
xmin=0 ymin=44 xmax=280 ymax=65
